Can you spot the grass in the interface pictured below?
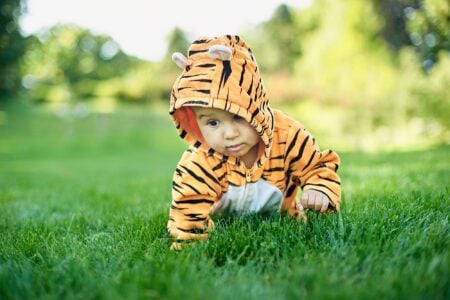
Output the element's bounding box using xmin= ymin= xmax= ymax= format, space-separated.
xmin=0 ymin=102 xmax=449 ymax=299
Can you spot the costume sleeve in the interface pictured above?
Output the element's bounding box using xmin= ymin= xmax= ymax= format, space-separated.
xmin=284 ymin=126 xmax=341 ymax=210
xmin=167 ymin=149 xmax=221 ymax=242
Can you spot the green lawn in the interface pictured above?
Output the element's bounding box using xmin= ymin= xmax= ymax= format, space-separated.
xmin=1 ymin=103 xmax=449 ymax=299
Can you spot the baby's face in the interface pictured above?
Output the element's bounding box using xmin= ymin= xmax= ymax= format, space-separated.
xmin=192 ymin=107 xmax=260 ymax=167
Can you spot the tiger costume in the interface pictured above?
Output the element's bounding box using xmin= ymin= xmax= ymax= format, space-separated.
xmin=168 ymin=35 xmax=341 ymax=243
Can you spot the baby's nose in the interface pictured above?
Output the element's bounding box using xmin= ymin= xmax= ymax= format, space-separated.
xmin=224 ymin=125 xmax=239 ymax=139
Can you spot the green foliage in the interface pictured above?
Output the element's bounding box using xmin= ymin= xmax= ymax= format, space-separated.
xmin=258 ymin=4 xmax=302 ymax=72
xmin=0 ymin=105 xmax=448 ymax=299
xmin=154 ymin=27 xmax=192 ymax=100
xmin=164 ymin=27 xmax=190 ymax=62
xmin=372 ymin=0 xmax=450 ymax=70
xmin=0 ymin=0 xmax=25 ymax=101
xmin=246 ymin=0 xmax=449 ymax=150
xmin=411 ymin=51 xmax=450 ymax=129
xmin=20 ymin=25 xmax=154 ymax=104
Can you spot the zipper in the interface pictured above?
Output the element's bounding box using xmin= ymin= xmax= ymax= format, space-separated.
xmin=245 ymin=169 xmax=251 ymax=183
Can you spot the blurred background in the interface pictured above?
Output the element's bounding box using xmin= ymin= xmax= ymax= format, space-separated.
xmin=1 ymin=0 xmax=449 ymax=152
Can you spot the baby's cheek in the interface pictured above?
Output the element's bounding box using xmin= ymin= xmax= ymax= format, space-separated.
xmin=210 ymin=138 xmax=224 ymax=151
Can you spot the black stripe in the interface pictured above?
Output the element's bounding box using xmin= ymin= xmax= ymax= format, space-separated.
xmin=318 ymin=175 xmax=341 ymax=185
xmin=289 ymin=136 xmax=309 ymax=167
xmin=255 ymin=81 xmax=261 ymax=98
xmin=176 ymin=226 xmax=204 ymax=234
xmin=194 ymin=89 xmax=210 ymax=95
xmin=270 ymin=154 xmax=284 ymax=160
xmin=184 ymin=182 xmax=200 ymax=194
xmin=171 ymin=204 xmax=188 ymax=210
xmin=246 ymin=76 xmax=254 ymax=95
xmin=173 ymin=185 xmax=184 ymax=196
xmin=180 ymin=165 xmax=216 ymax=193
xmin=184 ymin=100 xmax=209 ymax=106
xmin=173 ymin=180 xmax=183 ymax=188
xmin=212 ymin=161 xmax=224 ymax=171
xmin=302 ymin=151 xmax=317 ymax=171
xmin=270 ymin=155 xmax=284 ymax=160
xmin=181 ymin=73 xmax=208 ymax=79
xmin=314 ymin=163 xmax=326 ymax=169
xmin=174 ymin=198 xmax=215 ymax=205
xmin=285 ymin=183 xmax=297 ymax=198
xmin=219 ymin=60 xmax=232 ymax=88
xmin=286 ymin=130 xmax=301 ymax=158
xmin=185 ymin=213 xmax=207 ymax=222
xmin=197 ymin=63 xmax=216 ymax=68
xmin=231 ymin=169 xmax=246 ymax=177
xmin=191 ymin=79 xmax=212 ymax=83
xmin=192 ymin=39 xmax=210 ymax=44
xmin=239 ymin=60 xmax=247 ymax=86
xmin=265 ymin=167 xmax=284 ymax=172
xmin=217 ymin=173 xmax=227 ymax=181
xmin=192 ymin=161 xmax=220 ymax=185
xmin=189 ymin=49 xmax=208 ymax=56
xmin=251 ymin=108 xmax=259 ymax=121
xmin=185 ymin=213 xmax=201 ymax=217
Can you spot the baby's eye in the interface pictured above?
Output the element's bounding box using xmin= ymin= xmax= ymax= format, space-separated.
xmin=207 ymin=119 xmax=219 ymax=127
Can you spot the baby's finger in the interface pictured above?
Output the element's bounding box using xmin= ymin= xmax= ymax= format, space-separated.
xmin=320 ymin=195 xmax=329 ymax=213
xmin=300 ymin=191 xmax=310 ymax=208
xmin=308 ymin=190 xmax=317 ymax=209
xmin=314 ymin=196 xmax=322 ymax=211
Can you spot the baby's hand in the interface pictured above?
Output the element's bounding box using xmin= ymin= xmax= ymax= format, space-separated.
xmin=300 ymin=190 xmax=329 ymax=213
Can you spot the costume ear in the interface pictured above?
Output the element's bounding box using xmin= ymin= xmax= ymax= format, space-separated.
xmin=171 ymin=52 xmax=191 ymax=69
xmin=208 ymin=45 xmax=232 ymax=61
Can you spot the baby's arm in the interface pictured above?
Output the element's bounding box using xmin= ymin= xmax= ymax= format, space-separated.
xmin=167 ymin=150 xmax=220 ymax=247
xmin=285 ymin=125 xmax=341 ymax=211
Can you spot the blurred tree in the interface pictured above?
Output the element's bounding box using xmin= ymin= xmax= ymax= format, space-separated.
xmin=0 ymin=0 xmax=25 ymax=102
xmin=372 ymin=0 xmax=450 ymax=71
xmin=21 ymin=25 xmax=143 ymax=103
xmin=165 ymin=27 xmax=190 ymax=58
xmin=260 ymin=4 xmax=302 ymax=72
xmin=156 ymin=27 xmax=190 ymax=99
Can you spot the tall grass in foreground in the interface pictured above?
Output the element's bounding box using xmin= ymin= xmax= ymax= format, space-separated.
xmin=0 ymin=103 xmax=448 ymax=299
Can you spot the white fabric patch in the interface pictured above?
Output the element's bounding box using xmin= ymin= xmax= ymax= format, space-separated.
xmin=212 ymin=179 xmax=283 ymax=216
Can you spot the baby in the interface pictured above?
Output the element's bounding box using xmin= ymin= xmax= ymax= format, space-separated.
xmin=167 ymin=35 xmax=341 ymax=247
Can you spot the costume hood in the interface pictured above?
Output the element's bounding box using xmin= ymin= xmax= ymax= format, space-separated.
xmin=169 ymin=35 xmax=274 ymax=167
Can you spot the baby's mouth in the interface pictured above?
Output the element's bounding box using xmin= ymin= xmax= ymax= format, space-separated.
xmin=227 ymin=143 xmax=244 ymax=152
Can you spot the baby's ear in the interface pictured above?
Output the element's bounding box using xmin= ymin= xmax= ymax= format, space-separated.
xmin=172 ymin=52 xmax=191 ymax=69
xmin=208 ymin=45 xmax=232 ymax=61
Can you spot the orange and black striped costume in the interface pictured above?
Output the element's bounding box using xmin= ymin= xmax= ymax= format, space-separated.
xmin=168 ymin=35 xmax=341 ymax=241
